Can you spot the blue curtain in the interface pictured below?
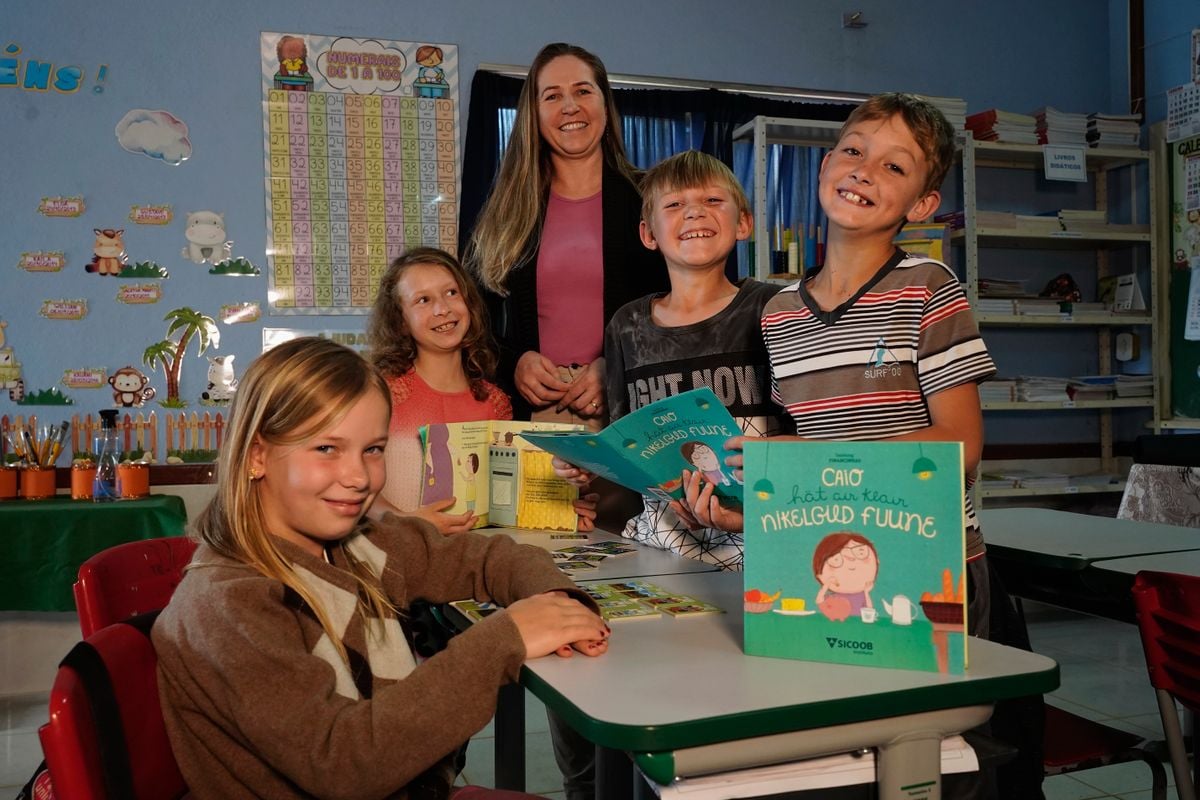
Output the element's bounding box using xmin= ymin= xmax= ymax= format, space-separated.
xmin=459 ymin=72 xmax=851 ymax=278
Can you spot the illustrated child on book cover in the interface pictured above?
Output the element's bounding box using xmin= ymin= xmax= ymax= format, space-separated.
xmin=813 ymin=532 xmax=879 ymax=622
xmin=680 ymin=441 xmax=741 ymax=488
xmin=457 ymin=453 xmax=480 ymax=512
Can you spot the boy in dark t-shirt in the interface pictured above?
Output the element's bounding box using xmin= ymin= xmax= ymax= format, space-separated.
xmin=555 ymin=150 xmax=785 ymax=570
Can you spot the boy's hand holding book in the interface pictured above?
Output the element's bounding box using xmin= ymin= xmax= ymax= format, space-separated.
xmin=673 ymin=469 xmax=745 ymax=533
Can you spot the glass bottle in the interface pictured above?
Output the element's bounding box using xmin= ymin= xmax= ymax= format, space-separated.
xmin=93 ymin=409 xmax=121 ymax=502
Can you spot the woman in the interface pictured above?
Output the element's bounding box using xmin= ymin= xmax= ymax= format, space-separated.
xmin=465 ymin=42 xmax=667 ymax=427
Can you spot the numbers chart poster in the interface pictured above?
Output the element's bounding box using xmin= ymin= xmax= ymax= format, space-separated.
xmin=260 ymin=32 xmax=459 ymax=314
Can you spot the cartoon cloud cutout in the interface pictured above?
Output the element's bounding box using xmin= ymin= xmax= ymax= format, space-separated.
xmin=115 ymin=109 xmax=192 ymax=165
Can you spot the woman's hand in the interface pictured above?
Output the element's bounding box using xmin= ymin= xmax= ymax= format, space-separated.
xmin=558 ymin=359 xmax=606 ymax=420
xmin=514 ymin=351 xmax=571 ymax=408
xmin=669 ymin=470 xmax=744 ymax=533
xmin=506 ymin=592 xmax=609 ymax=659
xmin=552 ymin=456 xmax=596 ymax=488
xmin=573 ymin=492 xmax=599 ymax=533
xmin=413 ymin=497 xmax=478 ymax=535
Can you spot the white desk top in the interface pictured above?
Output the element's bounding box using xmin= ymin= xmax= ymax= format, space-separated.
xmin=981 ymin=508 xmax=1200 ymax=570
xmin=1089 ymin=549 xmax=1200 ymax=578
xmin=522 ymin=571 xmax=1059 ymax=757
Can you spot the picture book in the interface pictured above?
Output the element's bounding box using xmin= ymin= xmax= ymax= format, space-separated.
xmin=419 ymin=420 xmax=582 ymax=531
xmin=580 ymin=581 xmax=723 ymax=621
xmin=550 ymin=541 xmax=637 ymax=575
xmin=742 ymin=441 xmax=967 ymax=674
xmin=448 ymin=599 xmax=501 ymax=623
xmin=521 ymin=388 xmax=743 ymax=507
xmin=448 ymin=581 xmax=721 ymax=624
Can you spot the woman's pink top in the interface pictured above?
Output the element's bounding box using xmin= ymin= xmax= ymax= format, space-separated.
xmin=537 ymin=190 xmax=605 ymax=366
xmin=381 ymin=369 xmax=512 ymax=512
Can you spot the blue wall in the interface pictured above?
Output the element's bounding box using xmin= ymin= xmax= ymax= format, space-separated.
xmin=0 ymin=0 xmax=1129 ymax=448
xmin=1144 ymin=0 xmax=1199 ymax=124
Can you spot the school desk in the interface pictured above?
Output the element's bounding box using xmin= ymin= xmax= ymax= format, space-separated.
xmin=0 ymin=494 xmax=187 ymax=612
xmin=981 ymin=508 xmax=1200 ymax=621
xmin=467 ymin=528 xmax=721 ymax=789
xmin=519 ymin=570 xmax=1059 ymax=800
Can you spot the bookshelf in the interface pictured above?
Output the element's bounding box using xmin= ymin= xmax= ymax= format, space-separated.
xmin=731 ymin=116 xmax=843 ymax=282
xmin=956 ymin=137 xmax=1162 ymax=501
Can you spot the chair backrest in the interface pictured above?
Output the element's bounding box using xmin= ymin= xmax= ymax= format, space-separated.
xmin=74 ymin=536 xmax=197 ymax=637
xmin=1131 ymin=570 xmax=1200 ymax=714
xmin=37 ymin=614 xmax=188 ymax=800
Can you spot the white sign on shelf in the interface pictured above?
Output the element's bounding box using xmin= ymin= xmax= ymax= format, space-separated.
xmin=1043 ymin=145 xmax=1087 ymax=182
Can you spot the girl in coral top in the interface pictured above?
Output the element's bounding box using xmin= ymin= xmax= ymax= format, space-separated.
xmin=368 ymin=248 xmax=598 ymax=534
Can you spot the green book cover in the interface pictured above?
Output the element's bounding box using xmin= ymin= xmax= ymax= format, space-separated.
xmin=521 ymin=388 xmax=743 ymax=507
xmin=743 ymin=440 xmax=967 ymax=674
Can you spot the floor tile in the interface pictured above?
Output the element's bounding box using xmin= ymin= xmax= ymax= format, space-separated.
xmin=0 ymin=694 xmax=48 ymax=735
xmin=463 ymin=730 xmax=564 ymax=796
xmin=1042 ymin=773 xmax=1115 ymax=799
xmin=1070 ymin=760 xmax=1173 ymax=795
xmin=1116 ymin=788 xmax=1181 ymax=800
xmin=0 ymin=730 xmax=43 ymax=790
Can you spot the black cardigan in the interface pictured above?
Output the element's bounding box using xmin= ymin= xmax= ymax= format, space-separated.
xmin=480 ymin=163 xmax=668 ymax=420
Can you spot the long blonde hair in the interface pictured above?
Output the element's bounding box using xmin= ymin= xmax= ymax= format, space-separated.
xmin=465 ymin=42 xmax=640 ymax=294
xmin=194 ymin=337 xmax=396 ymax=664
xmin=367 ymin=247 xmax=497 ymax=400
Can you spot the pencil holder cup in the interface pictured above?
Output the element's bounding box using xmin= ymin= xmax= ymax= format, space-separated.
xmin=0 ymin=465 xmax=17 ymax=500
xmin=19 ymin=465 xmax=57 ymax=500
xmin=70 ymin=461 xmax=96 ymax=500
xmin=117 ymin=463 xmax=150 ymax=499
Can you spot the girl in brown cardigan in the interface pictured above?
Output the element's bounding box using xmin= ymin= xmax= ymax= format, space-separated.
xmin=153 ymin=337 xmax=608 ymax=799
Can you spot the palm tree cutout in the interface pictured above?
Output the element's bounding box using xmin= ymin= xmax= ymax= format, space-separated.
xmin=142 ymin=307 xmax=219 ymax=407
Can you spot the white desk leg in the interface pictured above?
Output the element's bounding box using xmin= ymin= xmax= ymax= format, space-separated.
xmin=877 ymin=731 xmax=943 ymax=800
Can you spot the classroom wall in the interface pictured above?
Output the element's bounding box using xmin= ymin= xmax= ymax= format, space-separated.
xmin=1 ymin=0 xmax=1125 ymax=450
xmin=1143 ymin=0 xmax=1199 ymax=124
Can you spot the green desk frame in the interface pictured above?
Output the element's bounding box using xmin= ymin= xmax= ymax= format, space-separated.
xmin=520 ymin=571 xmax=1059 ymax=800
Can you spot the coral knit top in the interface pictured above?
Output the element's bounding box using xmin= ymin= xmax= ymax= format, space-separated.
xmin=380 ymin=369 xmax=512 ymax=512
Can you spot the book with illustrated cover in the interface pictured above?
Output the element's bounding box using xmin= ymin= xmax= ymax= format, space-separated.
xmin=742 ymin=441 xmax=967 ymax=674
xmin=521 ymin=388 xmax=743 ymax=508
xmin=419 ymin=420 xmax=582 ymax=531
xmin=580 ymin=581 xmax=723 ymax=621
xmin=447 ymin=599 xmax=501 ymax=623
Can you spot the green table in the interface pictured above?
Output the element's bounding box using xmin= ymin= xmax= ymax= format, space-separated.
xmin=0 ymin=494 xmax=188 ymax=611
xmin=524 ymin=571 xmax=1059 ymax=800
xmin=981 ymin=508 xmax=1200 ymax=621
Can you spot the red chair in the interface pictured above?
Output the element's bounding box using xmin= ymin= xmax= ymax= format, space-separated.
xmin=1132 ymin=570 xmax=1200 ymax=800
xmin=74 ymin=536 xmax=197 ymax=637
xmin=1042 ymin=704 xmax=1166 ymax=799
xmin=38 ymin=615 xmax=188 ymax=799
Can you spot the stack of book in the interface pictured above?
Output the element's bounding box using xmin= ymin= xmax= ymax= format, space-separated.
xmin=1032 ymin=106 xmax=1089 ymax=145
xmin=979 ymin=469 xmax=1069 ymax=490
xmin=1067 ymin=375 xmax=1117 ymax=401
xmin=966 ymin=109 xmax=1038 ymax=144
xmin=980 ymin=377 xmax=1017 ymax=402
xmin=1087 ymin=112 xmax=1142 ymax=149
xmin=977 ymin=298 xmax=1017 ymax=314
xmin=919 ymin=94 xmax=968 ymax=130
xmin=1016 ymin=298 xmax=1069 ymax=317
xmin=1115 ymin=374 xmax=1153 ymax=397
xmin=978 ymin=277 xmax=1029 ymax=297
xmin=1016 ymin=376 xmax=1070 ymax=402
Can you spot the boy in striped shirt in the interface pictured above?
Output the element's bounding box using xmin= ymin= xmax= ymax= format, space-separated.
xmin=685 ymin=93 xmax=997 ymax=636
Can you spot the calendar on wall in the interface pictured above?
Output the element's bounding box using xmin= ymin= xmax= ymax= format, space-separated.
xmin=260 ymin=32 xmax=460 ymax=314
